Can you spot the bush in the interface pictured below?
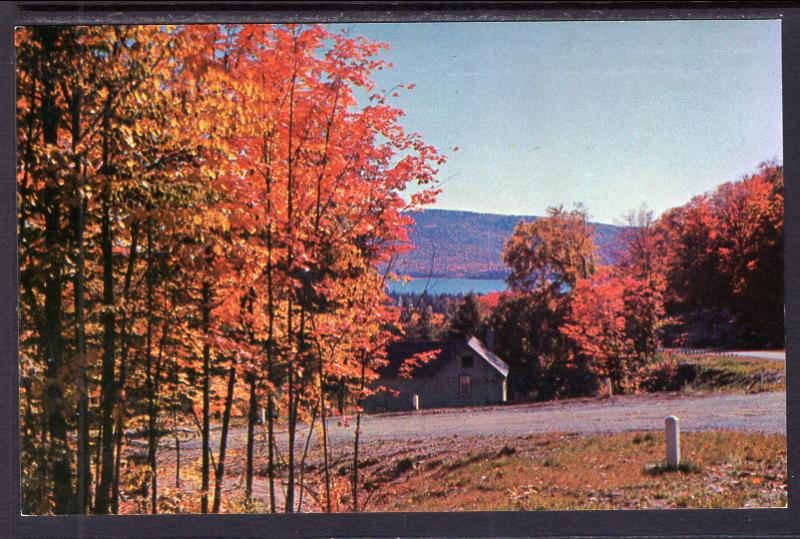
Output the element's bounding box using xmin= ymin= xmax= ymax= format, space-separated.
xmin=644 ymin=460 xmax=702 ymax=475
xmin=638 ymin=354 xmax=696 ymax=392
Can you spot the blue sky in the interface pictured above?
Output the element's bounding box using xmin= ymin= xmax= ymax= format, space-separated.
xmin=327 ymin=20 xmax=782 ymax=225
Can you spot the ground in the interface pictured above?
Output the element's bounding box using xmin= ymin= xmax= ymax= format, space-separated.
xmin=358 ymin=430 xmax=786 ymax=511
xmin=130 ymin=389 xmax=785 ymax=513
xmin=123 ymin=350 xmax=785 ymax=513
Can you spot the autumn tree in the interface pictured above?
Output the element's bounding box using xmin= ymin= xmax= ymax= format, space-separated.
xmin=655 ymin=163 xmax=783 ymax=347
xmin=504 ymin=205 xmax=596 ymax=294
xmin=16 ymin=22 xmax=447 ymax=517
xmin=561 ymin=267 xmax=663 ymax=393
xmin=491 ymin=205 xmax=597 ymax=398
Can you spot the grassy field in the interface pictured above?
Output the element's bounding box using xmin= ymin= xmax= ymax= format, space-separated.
xmin=649 ymin=352 xmax=785 ymax=393
xmin=364 ymin=430 xmax=786 ymax=511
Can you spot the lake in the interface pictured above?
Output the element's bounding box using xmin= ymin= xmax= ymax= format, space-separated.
xmin=388 ymin=277 xmax=507 ymax=296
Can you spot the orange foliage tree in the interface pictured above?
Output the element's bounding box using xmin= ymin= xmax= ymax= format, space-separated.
xmin=17 ymin=23 xmax=443 ymax=515
xmin=656 ymin=162 xmax=783 ymax=347
xmin=561 ymin=266 xmax=664 ymax=393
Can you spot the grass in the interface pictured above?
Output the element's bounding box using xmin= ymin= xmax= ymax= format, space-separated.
xmin=643 ymin=460 xmax=702 ymax=476
xmin=686 ymin=354 xmax=784 ymax=392
xmin=651 ymin=352 xmax=785 ymax=393
xmin=366 ymin=430 xmax=786 ymax=511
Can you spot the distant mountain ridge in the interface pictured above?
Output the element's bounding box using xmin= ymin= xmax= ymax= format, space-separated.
xmin=393 ymin=209 xmax=626 ymax=279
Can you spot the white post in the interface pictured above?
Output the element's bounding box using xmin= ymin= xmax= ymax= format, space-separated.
xmin=604 ymin=377 xmax=613 ymax=397
xmin=412 ymin=394 xmax=420 ymax=411
xmin=260 ymin=407 xmax=266 ymax=425
xmin=665 ymin=416 xmax=680 ymax=468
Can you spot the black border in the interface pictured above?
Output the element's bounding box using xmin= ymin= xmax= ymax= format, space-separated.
xmin=2 ymin=2 xmax=797 ymax=538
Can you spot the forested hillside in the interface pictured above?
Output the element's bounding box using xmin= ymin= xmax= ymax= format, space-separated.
xmin=393 ymin=209 xmax=625 ymax=278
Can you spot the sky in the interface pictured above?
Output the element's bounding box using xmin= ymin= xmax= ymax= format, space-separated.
xmin=327 ymin=20 xmax=782 ymax=225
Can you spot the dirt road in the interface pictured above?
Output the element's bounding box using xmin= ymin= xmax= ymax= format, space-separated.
xmin=172 ymin=391 xmax=784 ymax=458
xmin=324 ymin=390 xmax=785 ymax=444
xmin=727 ymin=350 xmax=786 ymax=361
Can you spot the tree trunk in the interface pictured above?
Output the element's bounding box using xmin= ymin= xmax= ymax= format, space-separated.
xmin=147 ymin=319 xmax=169 ymax=514
xmin=244 ymin=373 xmax=257 ymax=504
xmin=112 ymin=221 xmax=139 ymax=514
xmin=95 ymin=102 xmax=117 ymax=515
xmin=283 ymin=51 xmax=298 ymax=513
xmin=35 ymin=26 xmax=74 ymax=514
xmin=69 ymin=57 xmax=91 ymax=514
xmin=352 ymin=361 xmax=367 ymax=512
xmin=267 ymin=395 xmax=276 ymax=513
xmin=200 ymin=282 xmax=212 ymax=514
xmin=244 ymin=288 xmax=257 ymax=506
xmin=319 ymin=383 xmax=332 ymax=512
xmin=212 ymin=358 xmax=237 ymax=513
xmin=174 ymin=409 xmax=181 ymax=489
xmin=285 ymin=352 xmax=295 ymax=513
xmin=295 ymin=408 xmax=317 ymax=512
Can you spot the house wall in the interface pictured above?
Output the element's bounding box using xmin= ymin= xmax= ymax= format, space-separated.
xmin=365 ymin=345 xmax=507 ymax=412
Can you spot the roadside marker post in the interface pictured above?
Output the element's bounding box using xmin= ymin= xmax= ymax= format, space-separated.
xmin=413 ymin=394 xmax=420 ymax=411
xmin=665 ymin=416 xmax=681 ymax=469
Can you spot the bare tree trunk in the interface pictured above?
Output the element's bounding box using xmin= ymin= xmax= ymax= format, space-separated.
xmin=68 ymin=52 xmax=91 ymax=513
xmin=95 ymin=97 xmax=117 ymax=515
xmin=285 ymin=346 xmax=295 ymax=513
xmin=212 ymin=358 xmax=237 ymax=513
xmin=174 ymin=408 xmax=181 ymax=489
xmin=200 ymin=282 xmax=212 ymax=514
xmin=112 ymin=221 xmax=139 ymax=513
xmin=296 ymin=408 xmax=317 ymax=512
xmin=147 ymin=314 xmax=169 ymax=514
xmin=267 ymin=394 xmax=276 ymax=513
xmin=319 ymin=374 xmax=332 ymax=512
xmin=245 ymin=373 xmax=257 ymax=504
xmin=243 ymin=288 xmax=257 ymax=506
xmin=283 ymin=45 xmax=299 ymax=513
xmin=352 ymin=362 xmax=367 ymax=512
xmin=35 ymin=26 xmax=74 ymax=514
xmin=94 ymin=422 xmax=102 ymax=499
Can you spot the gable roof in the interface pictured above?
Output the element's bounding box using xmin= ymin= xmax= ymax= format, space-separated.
xmin=465 ymin=336 xmax=510 ymax=377
xmin=379 ymin=335 xmax=509 ymax=379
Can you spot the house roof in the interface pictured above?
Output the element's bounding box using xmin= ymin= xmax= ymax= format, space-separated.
xmin=466 ymin=336 xmax=510 ymax=377
xmin=380 ymin=335 xmax=509 ymax=379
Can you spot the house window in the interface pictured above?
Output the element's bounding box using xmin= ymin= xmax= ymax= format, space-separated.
xmin=459 ymin=374 xmax=472 ymax=396
xmin=461 ymin=356 xmax=473 ymax=368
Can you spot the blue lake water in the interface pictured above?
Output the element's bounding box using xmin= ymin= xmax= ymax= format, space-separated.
xmin=388 ymin=277 xmax=507 ymax=296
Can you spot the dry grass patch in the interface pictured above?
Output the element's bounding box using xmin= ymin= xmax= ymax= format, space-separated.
xmin=689 ymin=354 xmax=784 ymax=389
xmin=367 ymin=430 xmax=786 ymax=511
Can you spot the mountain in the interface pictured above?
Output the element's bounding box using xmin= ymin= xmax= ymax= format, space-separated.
xmin=392 ymin=209 xmax=626 ymax=279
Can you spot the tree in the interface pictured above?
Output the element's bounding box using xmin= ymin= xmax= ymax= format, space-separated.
xmin=654 ymin=163 xmax=783 ymax=347
xmin=712 ymin=163 xmax=784 ymax=346
xmin=561 ymin=267 xmax=663 ymax=393
xmin=447 ymin=293 xmax=484 ymax=339
xmin=492 ymin=205 xmax=598 ymax=399
xmin=16 ymin=22 xmax=445 ymax=515
xmin=503 ymin=205 xmax=596 ymax=295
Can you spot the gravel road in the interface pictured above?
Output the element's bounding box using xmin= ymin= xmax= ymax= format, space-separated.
xmin=665 ymin=349 xmax=785 ymax=361
xmin=726 ymin=350 xmax=786 ymax=361
xmin=323 ymin=391 xmax=786 ymax=444
xmin=171 ymin=391 xmax=785 ymax=456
